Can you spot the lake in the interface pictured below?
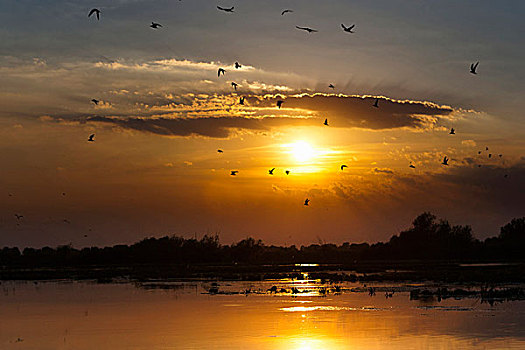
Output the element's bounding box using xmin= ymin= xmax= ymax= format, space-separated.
xmin=1 ymin=278 xmax=524 ymax=349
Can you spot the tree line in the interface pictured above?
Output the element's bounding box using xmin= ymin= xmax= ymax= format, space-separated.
xmin=1 ymin=213 xmax=524 ymax=267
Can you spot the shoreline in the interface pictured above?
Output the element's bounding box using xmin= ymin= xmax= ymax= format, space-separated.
xmin=2 ymin=261 xmax=525 ymax=284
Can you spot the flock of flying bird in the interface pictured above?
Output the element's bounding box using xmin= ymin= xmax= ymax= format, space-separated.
xmin=9 ymin=3 xmax=504 ymax=232
xmin=86 ymin=4 xmax=506 ymax=207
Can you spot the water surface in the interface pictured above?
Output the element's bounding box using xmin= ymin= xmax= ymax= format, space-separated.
xmin=1 ymin=280 xmax=524 ymax=349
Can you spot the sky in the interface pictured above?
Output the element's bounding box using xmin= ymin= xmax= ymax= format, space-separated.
xmin=0 ymin=0 xmax=524 ymax=248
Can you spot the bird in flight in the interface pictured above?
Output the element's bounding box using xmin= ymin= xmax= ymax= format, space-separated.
xmin=88 ymin=134 xmax=95 ymax=142
xmin=239 ymin=97 xmax=245 ymax=105
xmin=218 ymin=68 xmax=226 ymax=77
xmin=285 ymin=170 xmax=290 ymax=175
xmin=277 ymin=100 xmax=284 ymax=108
xmin=470 ymin=62 xmax=479 ymax=74
xmin=88 ymin=8 xmax=101 ymax=20
xmin=231 ymin=82 xmax=238 ymax=90
xmin=14 ymin=214 xmax=23 ymax=220
xmin=341 ymin=24 xmax=355 ymax=33
xmin=217 ymin=149 xmax=224 ymax=153
xmin=296 ymin=26 xmax=318 ymax=33
xmin=323 ymin=118 xmax=329 ymax=126
xmin=373 ymin=98 xmax=379 ymax=108
xmin=449 ymin=128 xmax=455 ymax=134
xmin=217 ymin=6 xmax=234 ymax=13
xmin=281 ymin=9 xmax=293 ymax=15
xmin=234 ymin=62 xmax=241 ymax=69
xmin=340 ymin=165 xmax=347 ymax=171
xmin=409 ymin=164 xmax=416 ymax=168
xmin=304 ymin=198 xmax=310 ymax=206
xmin=91 ymin=99 xmax=99 ymax=105
xmin=328 ymin=84 xmax=335 ymax=89
xmin=268 ymin=168 xmax=275 ymax=175
xmin=150 ymin=22 xmax=162 ymax=29
xmin=230 ymin=170 xmax=238 ymax=176
xmin=442 ymin=156 xmax=449 ymax=166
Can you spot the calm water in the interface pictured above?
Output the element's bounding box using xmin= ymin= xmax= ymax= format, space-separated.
xmin=1 ymin=279 xmax=524 ymax=350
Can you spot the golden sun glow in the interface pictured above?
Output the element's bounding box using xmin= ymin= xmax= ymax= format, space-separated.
xmin=289 ymin=141 xmax=315 ymax=162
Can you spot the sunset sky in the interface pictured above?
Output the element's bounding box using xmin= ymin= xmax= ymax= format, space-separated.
xmin=1 ymin=0 xmax=524 ymax=247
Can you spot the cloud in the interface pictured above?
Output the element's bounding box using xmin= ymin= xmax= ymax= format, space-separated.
xmin=248 ymin=93 xmax=455 ymax=130
xmin=82 ymin=115 xmax=316 ymax=138
xmin=461 ymin=139 xmax=477 ymax=147
xmin=43 ymin=91 xmax=465 ymax=138
xmin=372 ymin=167 xmax=395 ymax=175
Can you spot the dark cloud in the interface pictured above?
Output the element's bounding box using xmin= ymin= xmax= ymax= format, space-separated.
xmin=86 ymin=115 xmax=315 ymax=138
xmin=45 ymin=93 xmax=459 ymax=138
xmin=373 ymin=167 xmax=395 ymax=175
xmin=250 ymin=93 xmax=454 ymax=130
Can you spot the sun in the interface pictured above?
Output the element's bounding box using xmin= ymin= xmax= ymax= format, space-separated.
xmin=290 ymin=141 xmax=315 ymax=162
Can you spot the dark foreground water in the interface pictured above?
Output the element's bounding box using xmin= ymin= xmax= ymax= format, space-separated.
xmin=1 ymin=279 xmax=524 ymax=349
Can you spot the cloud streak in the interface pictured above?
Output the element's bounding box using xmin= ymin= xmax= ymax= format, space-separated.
xmin=84 ymin=115 xmax=315 ymax=138
xmin=43 ymin=91 xmax=463 ymax=138
xmin=249 ymin=93 xmax=455 ymax=130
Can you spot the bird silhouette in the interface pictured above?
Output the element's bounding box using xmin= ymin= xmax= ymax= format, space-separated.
xmin=409 ymin=164 xmax=416 ymax=168
xmin=217 ymin=6 xmax=234 ymax=12
xmin=340 ymin=165 xmax=347 ymax=170
xmin=217 ymin=149 xmax=224 ymax=153
xmin=373 ymin=98 xmax=379 ymax=108
xmin=230 ymin=170 xmax=238 ymax=176
xmin=239 ymin=97 xmax=245 ymax=105
xmin=234 ymin=62 xmax=241 ymax=69
xmin=88 ymin=8 xmax=101 ymax=20
xmin=14 ymin=214 xmax=23 ymax=220
xmin=218 ymin=68 xmax=226 ymax=77
xmin=341 ymin=24 xmax=355 ymax=33
xmin=277 ymin=100 xmax=284 ymax=108
xmin=268 ymin=168 xmax=275 ymax=175
xmin=328 ymin=84 xmax=335 ymax=89
xmin=323 ymin=118 xmax=329 ymax=126
xmin=470 ymin=62 xmax=479 ymax=74
xmin=231 ymin=82 xmax=238 ymax=90
xmin=296 ymin=26 xmax=318 ymax=33
xmin=91 ymin=99 xmax=99 ymax=105
xmin=442 ymin=156 xmax=449 ymax=166
xmin=304 ymin=198 xmax=310 ymax=206
xmin=281 ymin=9 xmax=293 ymax=15
xmin=449 ymin=128 xmax=455 ymax=134
xmin=150 ymin=22 xmax=162 ymax=29
xmin=285 ymin=170 xmax=290 ymax=175
xmin=88 ymin=134 xmax=95 ymax=142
